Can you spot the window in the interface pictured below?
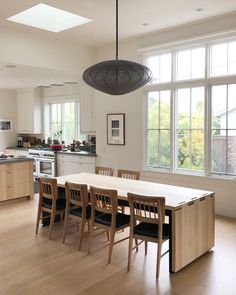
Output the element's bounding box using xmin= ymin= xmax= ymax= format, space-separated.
xmin=210 ymin=41 xmax=236 ymax=77
xmin=145 ymin=37 xmax=236 ymax=177
xmin=176 ymin=87 xmax=204 ymax=171
xmin=146 ymin=53 xmax=172 ymax=83
xmin=211 ymin=84 xmax=236 ymax=175
xmin=49 ymin=101 xmax=81 ymax=144
xmin=147 ymin=91 xmax=171 ymax=168
xmin=176 ymin=47 xmax=205 ymax=80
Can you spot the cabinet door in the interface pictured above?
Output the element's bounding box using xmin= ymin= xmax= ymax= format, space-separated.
xmin=17 ymin=89 xmax=41 ymax=133
xmin=0 ymin=165 xmax=7 ymax=201
xmin=79 ymin=85 xmax=95 ymax=134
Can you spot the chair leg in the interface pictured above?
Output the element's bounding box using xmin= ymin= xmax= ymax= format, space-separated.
xmin=62 ymin=213 xmax=69 ymax=244
xmin=145 ymin=241 xmax=148 ymax=255
xmin=87 ymin=221 xmax=94 ymax=255
xmin=135 ymin=238 xmax=139 ymax=252
xmin=108 ymin=230 xmax=115 ymax=264
xmin=156 ymin=243 xmax=162 ymax=280
xmin=48 ymin=209 xmax=56 ymax=240
xmin=127 ymin=234 xmax=133 ymax=272
xmin=35 ymin=206 xmax=42 ymax=235
xmin=106 ymin=231 xmax=109 ymax=241
xmin=78 ymin=218 xmax=86 ymax=251
xmin=35 ymin=197 xmax=42 ymax=234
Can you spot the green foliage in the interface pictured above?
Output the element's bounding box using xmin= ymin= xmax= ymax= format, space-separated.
xmin=148 ymin=96 xmax=204 ymax=171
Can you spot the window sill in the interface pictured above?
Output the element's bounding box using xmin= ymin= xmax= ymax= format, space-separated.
xmin=143 ymin=167 xmax=236 ymax=182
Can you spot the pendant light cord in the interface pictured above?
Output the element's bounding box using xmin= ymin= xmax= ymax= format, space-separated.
xmin=116 ymin=0 xmax=118 ymax=60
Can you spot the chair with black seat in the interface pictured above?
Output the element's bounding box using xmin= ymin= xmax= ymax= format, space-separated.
xmin=95 ymin=166 xmax=114 ymax=176
xmin=117 ymin=169 xmax=140 ymax=180
xmin=62 ymin=182 xmax=90 ymax=250
xmin=36 ymin=177 xmax=66 ymax=239
xmin=88 ymin=186 xmax=130 ymax=264
xmin=117 ymin=169 xmax=140 ymax=212
xmin=127 ymin=193 xmax=170 ymax=280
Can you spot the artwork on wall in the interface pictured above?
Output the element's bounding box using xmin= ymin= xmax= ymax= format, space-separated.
xmin=0 ymin=119 xmax=12 ymax=132
xmin=107 ymin=113 xmax=125 ymax=145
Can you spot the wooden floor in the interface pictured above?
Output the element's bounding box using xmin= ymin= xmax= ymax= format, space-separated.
xmin=0 ymin=196 xmax=236 ymax=295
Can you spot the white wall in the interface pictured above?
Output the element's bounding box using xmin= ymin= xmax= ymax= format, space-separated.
xmin=94 ymin=12 xmax=236 ymax=218
xmin=0 ymin=28 xmax=96 ymax=79
xmin=0 ymin=90 xmax=17 ymax=151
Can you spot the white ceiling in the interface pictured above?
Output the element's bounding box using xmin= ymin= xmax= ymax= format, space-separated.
xmin=0 ymin=0 xmax=236 ymax=89
xmin=1 ymin=0 xmax=236 ymax=47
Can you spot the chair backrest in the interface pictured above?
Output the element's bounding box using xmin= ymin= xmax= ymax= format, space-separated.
xmin=128 ymin=193 xmax=165 ymax=240
xmin=95 ymin=166 xmax=114 ymax=176
xmin=90 ymin=186 xmax=118 ymax=215
xmin=65 ymin=182 xmax=88 ymax=208
xmin=38 ymin=177 xmax=58 ymax=201
xmin=117 ymin=169 xmax=140 ymax=180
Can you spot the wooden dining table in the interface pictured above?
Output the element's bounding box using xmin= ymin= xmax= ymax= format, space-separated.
xmin=56 ymin=172 xmax=215 ymax=273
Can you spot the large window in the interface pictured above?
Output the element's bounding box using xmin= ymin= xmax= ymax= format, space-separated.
xmin=49 ymin=101 xmax=80 ymax=144
xmin=148 ymin=91 xmax=171 ymax=168
xmin=145 ymin=38 xmax=236 ymax=177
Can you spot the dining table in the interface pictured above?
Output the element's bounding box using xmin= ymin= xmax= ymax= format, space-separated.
xmin=56 ymin=172 xmax=215 ymax=273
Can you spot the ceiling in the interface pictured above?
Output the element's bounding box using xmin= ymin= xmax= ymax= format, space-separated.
xmin=0 ymin=0 xmax=236 ymax=89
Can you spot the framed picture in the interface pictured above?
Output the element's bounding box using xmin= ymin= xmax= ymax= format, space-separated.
xmin=107 ymin=113 xmax=125 ymax=145
xmin=0 ymin=119 xmax=13 ymax=132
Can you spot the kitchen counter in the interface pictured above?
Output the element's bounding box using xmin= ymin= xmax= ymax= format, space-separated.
xmin=57 ymin=150 xmax=97 ymax=157
xmin=6 ymin=147 xmax=30 ymax=151
xmin=0 ymin=157 xmax=34 ymax=164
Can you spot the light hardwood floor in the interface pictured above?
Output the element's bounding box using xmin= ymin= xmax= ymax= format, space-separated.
xmin=0 ymin=196 xmax=236 ymax=295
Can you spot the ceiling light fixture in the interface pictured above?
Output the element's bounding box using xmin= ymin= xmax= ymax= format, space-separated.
xmin=82 ymin=0 xmax=152 ymax=95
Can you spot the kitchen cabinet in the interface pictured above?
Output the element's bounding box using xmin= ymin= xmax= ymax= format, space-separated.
xmin=5 ymin=148 xmax=29 ymax=157
xmin=79 ymin=85 xmax=96 ymax=134
xmin=0 ymin=160 xmax=34 ymax=202
xmin=56 ymin=153 xmax=95 ymax=176
xmin=17 ymin=88 xmax=41 ymax=133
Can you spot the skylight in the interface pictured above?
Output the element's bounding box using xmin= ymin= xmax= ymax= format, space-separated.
xmin=7 ymin=3 xmax=92 ymax=33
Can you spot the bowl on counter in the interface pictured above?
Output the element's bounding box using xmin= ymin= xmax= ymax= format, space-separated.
xmin=50 ymin=144 xmax=63 ymax=151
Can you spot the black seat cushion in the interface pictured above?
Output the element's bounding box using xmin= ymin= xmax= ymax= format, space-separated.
xmin=95 ymin=213 xmax=130 ymax=228
xmin=70 ymin=205 xmax=91 ymax=219
xmin=118 ymin=199 xmax=129 ymax=207
xmin=134 ymin=222 xmax=170 ymax=240
xmin=42 ymin=198 xmax=66 ymax=210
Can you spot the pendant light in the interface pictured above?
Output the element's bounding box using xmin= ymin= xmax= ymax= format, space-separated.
xmin=82 ymin=0 xmax=152 ymax=95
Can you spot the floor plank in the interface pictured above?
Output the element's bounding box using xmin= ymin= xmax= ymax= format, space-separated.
xmin=0 ymin=196 xmax=236 ymax=295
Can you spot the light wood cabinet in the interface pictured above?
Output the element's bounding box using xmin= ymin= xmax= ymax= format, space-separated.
xmin=79 ymin=85 xmax=96 ymax=134
xmin=0 ymin=161 xmax=34 ymax=202
xmin=17 ymin=88 xmax=41 ymax=133
xmin=57 ymin=153 xmax=96 ymax=176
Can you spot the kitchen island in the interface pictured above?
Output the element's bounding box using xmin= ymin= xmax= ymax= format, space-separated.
xmin=0 ymin=158 xmax=34 ymax=202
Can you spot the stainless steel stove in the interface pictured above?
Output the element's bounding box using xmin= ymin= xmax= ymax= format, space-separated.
xmin=29 ymin=148 xmax=56 ymax=179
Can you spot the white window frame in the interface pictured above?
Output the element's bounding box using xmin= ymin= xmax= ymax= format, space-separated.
xmin=143 ymin=35 xmax=236 ymax=178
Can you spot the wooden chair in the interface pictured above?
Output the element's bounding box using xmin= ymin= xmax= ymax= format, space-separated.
xmin=127 ymin=193 xmax=170 ymax=279
xmin=117 ymin=169 xmax=140 ymax=212
xmin=62 ymin=182 xmax=91 ymax=250
xmin=88 ymin=186 xmax=130 ymax=264
xmin=95 ymin=166 xmax=114 ymax=176
xmin=117 ymin=169 xmax=140 ymax=180
xmin=36 ymin=177 xmax=66 ymax=239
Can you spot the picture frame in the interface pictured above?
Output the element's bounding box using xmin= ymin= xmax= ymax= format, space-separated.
xmin=107 ymin=113 xmax=125 ymax=145
xmin=0 ymin=119 xmax=13 ymax=132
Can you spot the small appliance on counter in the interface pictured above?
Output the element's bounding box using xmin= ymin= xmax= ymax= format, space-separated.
xmin=17 ymin=137 xmax=23 ymax=148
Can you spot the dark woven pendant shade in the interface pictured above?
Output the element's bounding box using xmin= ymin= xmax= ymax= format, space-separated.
xmin=82 ymin=0 xmax=152 ymax=95
xmin=83 ymin=59 xmax=152 ymax=95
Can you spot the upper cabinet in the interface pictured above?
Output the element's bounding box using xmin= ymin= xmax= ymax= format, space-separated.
xmin=79 ymin=85 xmax=96 ymax=134
xmin=17 ymin=88 xmax=41 ymax=134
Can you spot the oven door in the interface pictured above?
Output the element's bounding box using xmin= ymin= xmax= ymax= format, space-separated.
xmin=38 ymin=158 xmax=55 ymax=178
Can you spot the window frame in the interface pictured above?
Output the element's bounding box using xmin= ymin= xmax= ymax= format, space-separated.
xmin=143 ymin=36 xmax=236 ymax=178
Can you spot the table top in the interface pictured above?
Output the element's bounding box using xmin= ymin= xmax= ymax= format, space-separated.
xmin=56 ymin=172 xmax=214 ymax=210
